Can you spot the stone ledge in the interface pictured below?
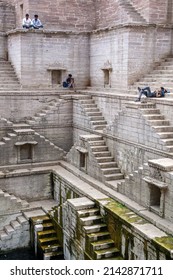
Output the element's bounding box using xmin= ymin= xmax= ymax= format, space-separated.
xmin=148 ymin=158 xmax=173 ymax=171
xmin=143 ymin=176 xmax=168 ymax=189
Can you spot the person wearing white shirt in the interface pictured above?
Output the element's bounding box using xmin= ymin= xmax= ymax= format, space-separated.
xmin=22 ymin=14 xmax=33 ymax=29
xmin=32 ymin=14 xmax=43 ymax=29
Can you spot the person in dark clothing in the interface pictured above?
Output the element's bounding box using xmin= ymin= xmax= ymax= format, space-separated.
xmin=135 ymin=86 xmax=168 ymax=102
xmin=63 ymin=74 xmax=75 ymax=89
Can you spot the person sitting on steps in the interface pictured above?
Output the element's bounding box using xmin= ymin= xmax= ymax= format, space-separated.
xmin=135 ymin=86 xmax=168 ymax=102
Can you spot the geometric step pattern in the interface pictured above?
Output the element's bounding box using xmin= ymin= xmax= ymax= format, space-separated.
xmin=119 ymin=0 xmax=146 ymax=23
xmin=0 ymin=189 xmax=29 ymax=211
xmin=129 ymin=56 xmax=173 ymax=94
xmin=33 ymin=214 xmax=64 ymax=260
xmin=0 ymin=60 xmax=20 ymax=91
xmin=79 ymin=96 xmax=107 ymax=131
xmin=139 ymin=103 xmax=173 ymax=154
xmin=77 ymin=207 xmax=123 ymax=260
xmin=25 ymin=99 xmax=61 ymax=126
xmin=85 ymin=134 xmax=124 ymax=190
xmin=0 ymin=123 xmax=66 ymax=165
xmin=0 ymin=214 xmax=30 ymax=251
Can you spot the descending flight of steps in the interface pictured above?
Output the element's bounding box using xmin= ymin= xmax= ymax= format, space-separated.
xmin=129 ymin=57 xmax=173 ymax=94
xmin=119 ymin=0 xmax=146 ymax=23
xmin=139 ymin=104 xmax=173 ymax=154
xmin=0 ymin=214 xmax=29 ymax=249
xmin=83 ymin=135 xmax=124 ymax=189
xmin=0 ymin=60 xmax=20 ymax=90
xmin=79 ymin=96 xmax=107 ymax=131
xmin=31 ymin=214 xmax=63 ymax=260
xmin=78 ymin=206 xmax=122 ymax=259
xmin=0 ymin=188 xmax=29 ymax=211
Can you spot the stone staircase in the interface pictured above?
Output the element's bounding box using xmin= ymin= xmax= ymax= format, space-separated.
xmin=32 ymin=214 xmax=63 ymax=260
xmin=0 ymin=60 xmax=20 ymax=90
xmin=25 ymin=99 xmax=61 ymax=126
xmin=0 ymin=214 xmax=30 ymax=251
xmin=129 ymin=57 xmax=173 ymax=94
xmin=119 ymin=0 xmax=146 ymax=23
xmin=84 ymin=134 xmax=124 ymax=189
xmin=79 ymin=96 xmax=107 ymax=131
xmin=0 ymin=189 xmax=29 ymax=211
xmin=78 ymin=206 xmax=122 ymax=260
xmin=139 ymin=104 xmax=173 ymax=154
xmin=0 ymin=123 xmax=66 ymax=164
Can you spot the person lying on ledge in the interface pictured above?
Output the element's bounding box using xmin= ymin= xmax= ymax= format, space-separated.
xmin=135 ymin=86 xmax=168 ymax=102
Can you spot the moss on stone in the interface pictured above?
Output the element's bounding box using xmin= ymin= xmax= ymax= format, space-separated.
xmin=100 ymin=198 xmax=146 ymax=225
xmin=154 ymin=236 xmax=173 ymax=251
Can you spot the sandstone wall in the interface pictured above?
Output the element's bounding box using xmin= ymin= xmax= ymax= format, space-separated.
xmin=0 ymin=170 xmax=52 ymax=201
xmin=7 ymin=30 xmax=90 ymax=88
xmin=90 ymin=29 xmax=129 ymax=89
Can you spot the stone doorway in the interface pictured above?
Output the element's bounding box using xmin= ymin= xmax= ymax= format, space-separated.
xmin=51 ymin=70 xmax=62 ymax=87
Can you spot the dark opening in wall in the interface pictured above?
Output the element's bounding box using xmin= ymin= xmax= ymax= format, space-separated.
xmin=80 ymin=152 xmax=86 ymax=168
xmin=52 ymin=70 xmax=62 ymax=86
xmin=20 ymin=144 xmax=32 ymax=160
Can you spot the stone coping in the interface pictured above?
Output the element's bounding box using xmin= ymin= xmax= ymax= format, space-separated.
xmin=6 ymin=22 xmax=173 ymax=36
xmin=148 ymin=158 xmax=173 ymax=171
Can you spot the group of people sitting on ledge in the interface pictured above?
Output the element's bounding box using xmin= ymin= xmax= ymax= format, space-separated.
xmin=22 ymin=14 xmax=43 ymax=29
xmin=135 ymin=86 xmax=169 ymax=102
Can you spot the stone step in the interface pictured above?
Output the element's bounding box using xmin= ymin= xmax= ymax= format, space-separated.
xmin=89 ymin=116 xmax=105 ymax=121
xmin=153 ymin=126 xmax=173 ymax=132
xmin=4 ymin=225 xmax=15 ymax=235
xmin=37 ymin=229 xmax=56 ymax=238
xmin=101 ymin=167 xmax=121 ymax=174
xmin=80 ymin=100 xmax=94 ymax=104
xmin=82 ymin=135 xmax=103 ymax=142
xmin=0 ymin=141 xmax=5 ymax=145
xmin=98 ymin=162 xmax=118 ymax=168
xmin=80 ymin=215 xmax=103 ymax=226
xmin=143 ymin=114 xmax=164 ymax=120
xmin=91 ymin=239 xmax=115 ymax=251
xmin=38 ymin=236 xmax=58 ymax=245
xmin=158 ymin=132 xmax=173 ymax=139
xmin=147 ymin=120 xmax=169 ymax=126
xmin=165 ymin=146 xmax=173 ymax=152
xmin=161 ymin=138 xmax=173 ymax=145
xmin=88 ymin=140 xmax=105 ymax=146
xmin=10 ymin=220 xmax=21 ymax=230
xmin=87 ymin=231 xmax=110 ymax=242
xmin=93 ymin=125 xmax=107 ymax=130
xmin=104 ymin=173 xmax=124 ymax=181
xmin=82 ymin=104 xmax=97 ymax=108
xmin=2 ymin=137 xmax=11 ymax=142
xmin=85 ymin=108 xmax=100 ymax=113
xmin=96 ymin=156 xmax=114 ymax=163
xmin=17 ymin=215 xmax=28 ymax=225
xmin=41 ymin=243 xmax=62 ymax=253
xmin=87 ymin=112 xmax=102 ymax=117
xmin=91 ymin=146 xmax=108 ymax=152
xmin=13 ymin=128 xmax=35 ymax=135
xmin=140 ymin=108 xmax=160 ymax=114
xmin=94 ymin=247 xmax=120 ymax=259
xmin=93 ymin=151 xmax=111 ymax=157
xmin=43 ymin=251 xmax=64 ymax=260
xmin=84 ymin=223 xmax=107 ymax=234
xmin=77 ymin=208 xmax=100 ymax=218
xmin=91 ymin=120 xmax=107 ymax=126
xmin=31 ymin=215 xmax=51 ymax=224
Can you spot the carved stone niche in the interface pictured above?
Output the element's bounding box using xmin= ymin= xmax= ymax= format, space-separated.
xmin=47 ymin=62 xmax=67 ymax=87
xmin=15 ymin=141 xmax=38 ymax=163
xmin=143 ymin=158 xmax=172 ymax=218
xmin=101 ymin=60 xmax=113 ymax=88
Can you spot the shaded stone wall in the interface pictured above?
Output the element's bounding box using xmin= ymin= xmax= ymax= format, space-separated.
xmin=6 ymin=0 xmax=95 ymax=30
xmin=7 ymin=30 xmax=90 ymax=88
xmin=130 ymin=0 xmax=150 ymax=21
